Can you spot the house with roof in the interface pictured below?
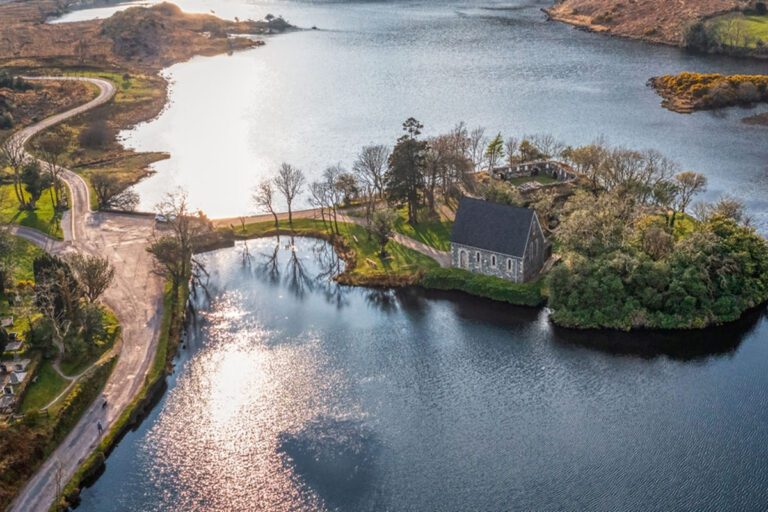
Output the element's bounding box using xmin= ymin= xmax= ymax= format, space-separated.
xmin=450 ymin=197 xmax=549 ymax=283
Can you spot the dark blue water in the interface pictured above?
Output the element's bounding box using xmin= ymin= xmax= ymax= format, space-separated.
xmin=77 ymin=238 xmax=768 ymax=511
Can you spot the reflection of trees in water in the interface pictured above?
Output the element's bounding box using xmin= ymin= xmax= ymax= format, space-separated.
xmin=364 ymin=289 xmax=399 ymax=314
xmin=550 ymin=306 xmax=768 ymax=361
xmin=238 ymin=240 xmax=253 ymax=269
xmin=285 ymin=237 xmax=314 ymax=299
xmin=311 ymin=239 xmax=350 ymax=308
xmin=255 ymin=241 xmax=281 ymax=284
xmin=419 ymin=288 xmax=768 ymax=362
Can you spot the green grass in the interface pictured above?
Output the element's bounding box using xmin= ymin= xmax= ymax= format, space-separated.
xmin=233 ymin=218 xmax=440 ymax=282
xmin=393 ymin=209 xmax=453 ymax=252
xmin=420 ymin=267 xmax=547 ymax=307
xmin=0 ymin=184 xmax=63 ymax=239
xmin=20 ymin=361 xmax=69 ymax=414
xmin=6 ymin=235 xmax=43 ymax=282
xmin=712 ymin=13 xmax=768 ymax=48
xmin=506 ymin=175 xmax=559 ymax=186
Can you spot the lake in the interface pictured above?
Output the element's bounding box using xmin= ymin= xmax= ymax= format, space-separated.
xmin=76 ymin=237 xmax=768 ymax=511
xmin=53 ymin=0 xmax=768 ymax=228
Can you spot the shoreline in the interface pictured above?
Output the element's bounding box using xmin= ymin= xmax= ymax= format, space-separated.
xmin=207 ymin=228 xmax=767 ymax=333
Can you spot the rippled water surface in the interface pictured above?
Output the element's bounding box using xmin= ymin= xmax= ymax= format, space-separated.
xmin=77 ymin=238 xmax=768 ymax=511
xmin=54 ymin=0 xmax=768 ymax=225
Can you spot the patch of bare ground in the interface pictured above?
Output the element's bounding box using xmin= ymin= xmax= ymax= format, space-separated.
xmin=545 ymin=0 xmax=748 ymax=46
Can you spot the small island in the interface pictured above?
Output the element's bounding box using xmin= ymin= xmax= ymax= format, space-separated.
xmin=210 ymin=120 xmax=768 ymax=331
xmin=649 ymin=72 xmax=768 ymax=117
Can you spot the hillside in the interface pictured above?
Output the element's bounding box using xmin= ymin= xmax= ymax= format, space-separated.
xmin=0 ymin=1 xmax=289 ymax=70
xmin=546 ymin=0 xmax=748 ymax=46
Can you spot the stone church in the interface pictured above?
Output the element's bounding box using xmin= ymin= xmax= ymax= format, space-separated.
xmin=450 ymin=197 xmax=548 ymax=283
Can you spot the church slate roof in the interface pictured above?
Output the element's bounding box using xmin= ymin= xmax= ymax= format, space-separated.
xmin=451 ymin=197 xmax=536 ymax=258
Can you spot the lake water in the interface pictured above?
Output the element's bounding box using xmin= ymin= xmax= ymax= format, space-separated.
xmin=53 ymin=0 xmax=768 ymax=226
xmin=76 ymin=238 xmax=768 ymax=511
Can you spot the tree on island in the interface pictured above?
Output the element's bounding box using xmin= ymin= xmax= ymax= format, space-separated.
xmin=273 ymin=163 xmax=305 ymax=227
xmin=385 ymin=118 xmax=427 ymax=225
xmin=671 ymin=171 xmax=707 ymax=228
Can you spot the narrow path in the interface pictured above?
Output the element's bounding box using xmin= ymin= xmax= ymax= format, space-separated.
xmin=9 ymin=77 xmax=165 ymax=512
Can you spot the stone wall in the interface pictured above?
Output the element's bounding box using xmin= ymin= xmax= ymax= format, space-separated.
xmin=451 ymin=243 xmax=526 ymax=283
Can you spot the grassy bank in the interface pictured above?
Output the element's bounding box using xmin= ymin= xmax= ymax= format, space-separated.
xmin=420 ymin=267 xmax=546 ymax=307
xmin=230 ymin=218 xmax=440 ymax=286
xmin=0 ymin=184 xmax=63 ymax=238
xmin=56 ymin=280 xmax=187 ymax=511
xmin=711 ymin=12 xmax=768 ymax=50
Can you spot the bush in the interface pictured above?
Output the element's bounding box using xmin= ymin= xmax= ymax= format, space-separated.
xmin=0 ymin=113 xmax=13 ymax=129
xmin=420 ymin=267 xmax=545 ymax=307
xmin=78 ymin=118 xmax=111 ymax=149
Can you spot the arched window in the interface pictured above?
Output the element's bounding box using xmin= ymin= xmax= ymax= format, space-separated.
xmin=459 ymin=250 xmax=468 ymax=269
xmin=475 ymin=252 xmax=480 ymax=264
xmin=491 ymin=255 xmax=497 ymax=267
xmin=507 ymin=258 xmax=512 ymax=271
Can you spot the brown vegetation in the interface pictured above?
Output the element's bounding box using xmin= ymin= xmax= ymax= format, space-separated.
xmin=546 ymin=0 xmax=747 ymax=46
xmin=0 ymin=1 xmax=282 ymax=70
xmin=0 ymin=80 xmax=94 ymax=137
xmin=649 ymin=72 xmax=768 ymax=113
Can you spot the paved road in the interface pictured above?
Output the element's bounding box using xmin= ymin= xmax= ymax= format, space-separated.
xmin=9 ymin=78 xmax=165 ymax=512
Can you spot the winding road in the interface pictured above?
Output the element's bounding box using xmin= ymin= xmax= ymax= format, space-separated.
xmin=8 ymin=77 xmax=165 ymax=512
xmin=7 ymin=76 xmax=450 ymax=511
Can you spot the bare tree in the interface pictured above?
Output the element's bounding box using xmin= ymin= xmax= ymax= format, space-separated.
xmin=273 ymin=163 xmax=305 ymax=226
xmin=149 ymin=190 xmax=209 ymax=296
xmin=0 ymin=136 xmax=28 ymax=208
xmin=468 ymin=126 xmax=488 ymax=170
xmin=66 ymin=253 xmax=115 ymax=303
xmin=323 ymin=165 xmax=345 ymax=235
xmin=308 ymin=180 xmax=330 ymax=227
xmin=252 ymin=179 xmax=279 ymax=232
xmin=504 ymin=136 xmax=519 ymax=166
xmin=352 ymin=145 xmax=389 ymax=199
xmin=672 ymin=171 xmax=707 ymax=227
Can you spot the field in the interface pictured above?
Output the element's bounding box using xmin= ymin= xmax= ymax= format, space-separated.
xmin=712 ymin=13 xmax=768 ymax=48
